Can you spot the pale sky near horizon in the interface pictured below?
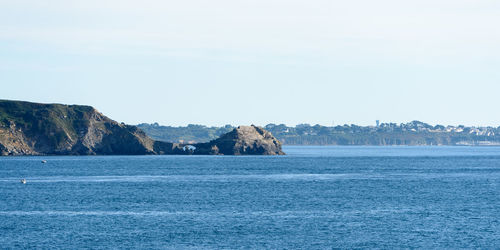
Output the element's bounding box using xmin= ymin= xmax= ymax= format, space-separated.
xmin=1 ymin=0 xmax=499 ymax=127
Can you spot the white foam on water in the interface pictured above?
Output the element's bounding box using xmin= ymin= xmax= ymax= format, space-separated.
xmin=0 ymin=208 xmax=426 ymax=217
xmin=0 ymin=174 xmax=373 ymax=183
xmin=0 ymin=172 xmax=497 ymax=183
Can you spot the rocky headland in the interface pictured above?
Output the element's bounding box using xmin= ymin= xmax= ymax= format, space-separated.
xmin=0 ymin=100 xmax=284 ymax=156
xmin=191 ymin=125 xmax=285 ymax=155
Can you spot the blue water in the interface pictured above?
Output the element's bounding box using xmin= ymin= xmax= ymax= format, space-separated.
xmin=1 ymin=146 xmax=500 ymax=249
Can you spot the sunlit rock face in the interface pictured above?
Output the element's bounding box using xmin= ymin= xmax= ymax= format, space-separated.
xmin=192 ymin=125 xmax=285 ymax=155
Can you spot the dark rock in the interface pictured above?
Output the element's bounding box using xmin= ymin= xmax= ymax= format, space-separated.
xmin=191 ymin=125 xmax=285 ymax=155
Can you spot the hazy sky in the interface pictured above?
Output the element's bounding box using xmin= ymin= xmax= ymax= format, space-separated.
xmin=1 ymin=0 xmax=499 ymax=126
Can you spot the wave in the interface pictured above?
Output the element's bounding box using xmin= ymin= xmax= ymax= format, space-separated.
xmin=0 ymin=208 xmax=426 ymax=217
xmin=0 ymin=172 xmax=498 ymax=183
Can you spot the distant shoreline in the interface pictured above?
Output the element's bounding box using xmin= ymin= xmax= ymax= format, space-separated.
xmin=138 ymin=121 xmax=500 ymax=147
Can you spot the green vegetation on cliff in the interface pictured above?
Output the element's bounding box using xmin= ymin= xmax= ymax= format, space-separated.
xmin=1 ymin=100 xmax=98 ymax=150
xmin=0 ymin=100 xmax=164 ymax=155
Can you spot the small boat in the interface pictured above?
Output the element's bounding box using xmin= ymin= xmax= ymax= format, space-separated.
xmin=41 ymin=160 xmax=47 ymax=163
xmin=20 ymin=179 xmax=26 ymax=184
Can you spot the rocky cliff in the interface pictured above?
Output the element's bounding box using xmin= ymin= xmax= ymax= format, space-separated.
xmin=191 ymin=125 xmax=285 ymax=155
xmin=0 ymin=100 xmax=284 ymax=156
xmin=0 ymin=100 xmax=180 ymax=155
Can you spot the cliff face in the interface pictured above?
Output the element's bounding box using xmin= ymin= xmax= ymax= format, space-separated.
xmin=0 ymin=100 xmax=166 ymax=156
xmin=192 ymin=125 xmax=285 ymax=155
xmin=0 ymin=100 xmax=284 ymax=156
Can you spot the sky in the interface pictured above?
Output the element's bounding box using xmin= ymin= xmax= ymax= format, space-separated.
xmin=1 ymin=0 xmax=499 ymax=127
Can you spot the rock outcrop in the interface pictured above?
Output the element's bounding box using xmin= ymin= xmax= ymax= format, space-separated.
xmin=0 ymin=100 xmax=284 ymax=156
xmin=191 ymin=125 xmax=285 ymax=155
xmin=0 ymin=100 xmax=179 ymax=156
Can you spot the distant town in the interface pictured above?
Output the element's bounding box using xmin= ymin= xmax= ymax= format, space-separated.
xmin=138 ymin=121 xmax=500 ymax=146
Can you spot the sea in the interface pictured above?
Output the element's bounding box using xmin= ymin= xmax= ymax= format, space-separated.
xmin=1 ymin=146 xmax=499 ymax=249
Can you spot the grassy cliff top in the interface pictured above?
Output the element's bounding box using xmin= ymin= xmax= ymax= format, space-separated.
xmin=0 ymin=99 xmax=96 ymax=125
xmin=0 ymin=100 xmax=106 ymax=147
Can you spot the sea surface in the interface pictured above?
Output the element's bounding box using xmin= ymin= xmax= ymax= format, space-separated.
xmin=1 ymin=146 xmax=500 ymax=249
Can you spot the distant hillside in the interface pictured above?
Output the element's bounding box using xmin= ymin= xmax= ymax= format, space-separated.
xmin=137 ymin=123 xmax=234 ymax=143
xmin=139 ymin=121 xmax=500 ymax=146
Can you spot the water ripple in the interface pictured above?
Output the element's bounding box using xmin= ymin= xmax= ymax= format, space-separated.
xmin=1 ymin=172 xmax=498 ymax=183
xmin=0 ymin=208 xmax=426 ymax=217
